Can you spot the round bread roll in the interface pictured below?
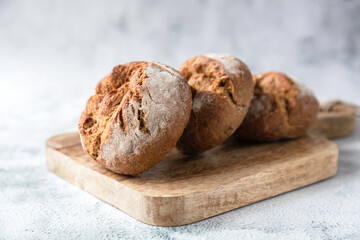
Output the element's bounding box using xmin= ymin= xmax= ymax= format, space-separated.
xmin=234 ymin=72 xmax=319 ymax=141
xmin=78 ymin=62 xmax=192 ymax=176
xmin=176 ymin=54 xmax=254 ymax=153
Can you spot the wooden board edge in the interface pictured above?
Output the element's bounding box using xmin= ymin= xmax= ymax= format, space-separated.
xmin=45 ymin=146 xmax=151 ymax=226
xmin=46 ymin=132 xmax=80 ymax=149
xmin=310 ymin=114 xmax=356 ymax=139
xmin=45 ymin=138 xmax=339 ymax=227
xmin=138 ymin=142 xmax=339 ymax=226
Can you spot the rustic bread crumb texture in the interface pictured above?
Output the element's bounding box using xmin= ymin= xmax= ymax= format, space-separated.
xmin=234 ymin=72 xmax=319 ymax=141
xmin=79 ymin=62 xmax=192 ymax=175
xmin=176 ymin=54 xmax=254 ymax=153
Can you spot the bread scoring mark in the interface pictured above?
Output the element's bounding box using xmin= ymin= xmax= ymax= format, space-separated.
xmin=183 ymin=55 xmax=241 ymax=107
xmin=118 ymin=108 xmax=125 ymax=131
xmin=251 ymin=75 xmax=293 ymax=127
xmin=83 ymin=116 xmax=96 ymax=129
xmin=137 ymin=108 xmax=150 ymax=134
xmin=205 ymin=54 xmax=246 ymax=107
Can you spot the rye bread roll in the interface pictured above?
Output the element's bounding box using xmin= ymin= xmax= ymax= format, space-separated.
xmin=176 ymin=54 xmax=254 ymax=153
xmin=79 ymin=62 xmax=192 ymax=176
xmin=234 ymin=72 xmax=319 ymax=141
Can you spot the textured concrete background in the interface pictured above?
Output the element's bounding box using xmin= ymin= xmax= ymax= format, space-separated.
xmin=0 ymin=0 xmax=360 ymax=239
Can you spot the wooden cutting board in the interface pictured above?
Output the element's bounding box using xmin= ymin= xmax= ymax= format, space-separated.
xmin=310 ymin=100 xmax=357 ymax=138
xmin=46 ymin=132 xmax=338 ymax=226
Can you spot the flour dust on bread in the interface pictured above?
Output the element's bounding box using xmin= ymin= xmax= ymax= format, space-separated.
xmin=176 ymin=54 xmax=254 ymax=153
xmin=78 ymin=62 xmax=192 ymax=176
xmin=234 ymin=72 xmax=319 ymax=141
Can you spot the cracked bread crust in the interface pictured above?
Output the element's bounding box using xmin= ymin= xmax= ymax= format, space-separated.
xmin=176 ymin=54 xmax=254 ymax=153
xmin=79 ymin=62 xmax=192 ymax=175
xmin=234 ymin=72 xmax=319 ymax=141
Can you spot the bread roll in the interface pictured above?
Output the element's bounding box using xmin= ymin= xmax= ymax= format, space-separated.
xmin=79 ymin=62 xmax=192 ymax=175
xmin=234 ymin=72 xmax=319 ymax=141
xmin=176 ymin=54 xmax=254 ymax=153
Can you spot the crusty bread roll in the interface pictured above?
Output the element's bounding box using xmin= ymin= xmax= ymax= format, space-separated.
xmin=79 ymin=62 xmax=192 ymax=176
xmin=234 ymin=72 xmax=319 ymax=141
xmin=176 ymin=54 xmax=254 ymax=153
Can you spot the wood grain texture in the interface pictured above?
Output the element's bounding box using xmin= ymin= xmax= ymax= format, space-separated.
xmin=46 ymin=132 xmax=338 ymax=226
xmin=310 ymin=100 xmax=357 ymax=138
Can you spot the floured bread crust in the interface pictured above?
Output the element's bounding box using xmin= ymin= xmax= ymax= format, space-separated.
xmin=234 ymin=72 xmax=319 ymax=141
xmin=176 ymin=54 xmax=254 ymax=153
xmin=79 ymin=62 xmax=192 ymax=175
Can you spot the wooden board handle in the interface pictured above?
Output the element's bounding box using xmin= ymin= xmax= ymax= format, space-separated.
xmin=310 ymin=100 xmax=358 ymax=139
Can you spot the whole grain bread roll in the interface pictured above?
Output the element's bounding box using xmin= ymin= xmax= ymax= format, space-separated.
xmin=234 ymin=72 xmax=319 ymax=141
xmin=176 ymin=54 xmax=254 ymax=153
xmin=79 ymin=62 xmax=192 ymax=176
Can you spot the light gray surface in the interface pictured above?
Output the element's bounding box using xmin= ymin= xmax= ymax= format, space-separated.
xmin=0 ymin=0 xmax=360 ymax=239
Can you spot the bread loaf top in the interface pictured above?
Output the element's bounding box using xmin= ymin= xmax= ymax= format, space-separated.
xmin=176 ymin=54 xmax=254 ymax=153
xmin=234 ymin=72 xmax=319 ymax=141
xmin=79 ymin=62 xmax=192 ymax=175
